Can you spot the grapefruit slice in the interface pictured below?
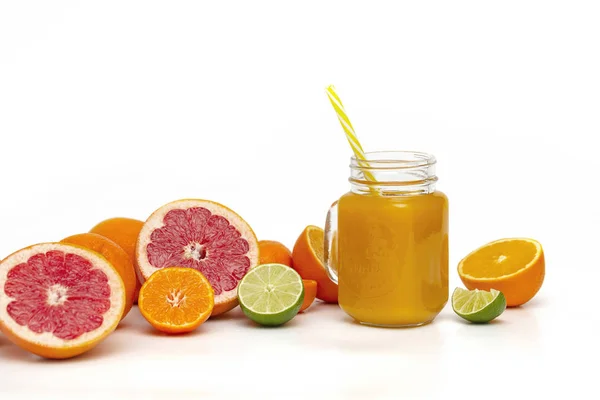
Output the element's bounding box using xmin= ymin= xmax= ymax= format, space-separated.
xmin=136 ymin=199 xmax=259 ymax=316
xmin=0 ymin=243 xmax=125 ymax=359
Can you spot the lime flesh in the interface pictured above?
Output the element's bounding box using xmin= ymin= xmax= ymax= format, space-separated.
xmin=238 ymin=263 xmax=304 ymax=326
xmin=452 ymin=287 xmax=507 ymax=323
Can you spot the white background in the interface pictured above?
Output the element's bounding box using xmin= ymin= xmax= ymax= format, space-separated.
xmin=1 ymin=1 xmax=599 ymax=399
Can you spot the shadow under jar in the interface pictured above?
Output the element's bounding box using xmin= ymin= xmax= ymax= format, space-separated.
xmin=325 ymin=151 xmax=449 ymax=327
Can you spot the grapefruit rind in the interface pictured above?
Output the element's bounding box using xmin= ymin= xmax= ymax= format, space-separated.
xmin=0 ymin=243 xmax=125 ymax=359
xmin=136 ymin=199 xmax=259 ymax=316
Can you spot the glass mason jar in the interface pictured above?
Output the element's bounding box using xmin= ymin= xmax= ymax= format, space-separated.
xmin=325 ymin=151 xmax=449 ymax=327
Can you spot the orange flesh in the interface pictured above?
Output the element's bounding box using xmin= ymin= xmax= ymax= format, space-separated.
xmin=461 ymin=240 xmax=539 ymax=278
xmin=139 ymin=268 xmax=214 ymax=331
xmin=308 ymin=228 xmax=324 ymax=262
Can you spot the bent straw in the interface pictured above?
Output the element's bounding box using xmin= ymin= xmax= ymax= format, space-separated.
xmin=325 ymin=85 xmax=379 ymax=187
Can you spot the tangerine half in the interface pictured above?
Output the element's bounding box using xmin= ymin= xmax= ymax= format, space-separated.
xmin=138 ymin=268 xmax=214 ymax=334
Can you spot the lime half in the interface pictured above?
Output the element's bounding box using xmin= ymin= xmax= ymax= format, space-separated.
xmin=452 ymin=287 xmax=507 ymax=323
xmin=238 ymin=263 xmax=305 ymax=326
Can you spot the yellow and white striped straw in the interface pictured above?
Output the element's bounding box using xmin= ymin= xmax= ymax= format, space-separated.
xmin=325 ymin=85 xmax=378 ymax=185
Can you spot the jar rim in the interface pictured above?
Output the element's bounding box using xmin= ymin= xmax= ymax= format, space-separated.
xmin=350 ymin=151 xmax=436 ymax=170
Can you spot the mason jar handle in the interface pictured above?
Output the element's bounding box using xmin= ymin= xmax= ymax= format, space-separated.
xmin=324 ymin=200 xmax=339 ymax=284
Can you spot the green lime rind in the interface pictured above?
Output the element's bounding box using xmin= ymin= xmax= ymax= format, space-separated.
xmin=238 ymin=263 xmax=305 ymax=327
xmin=452 ymin=287 xmax=507 ymax=323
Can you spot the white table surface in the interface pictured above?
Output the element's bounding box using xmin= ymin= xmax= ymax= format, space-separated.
xmin=0 ymin=289 xmax=591 ymax=400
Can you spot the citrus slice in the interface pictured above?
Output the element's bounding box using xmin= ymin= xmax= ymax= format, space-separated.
xmin=238 ymin=263 xmax=304 ymax=326
xmin=138 ymin=267 xmax=214 ymax=334
xmin=0 ymin=243 xmax=125 ymax=359
xmin=292 ymin=226 xmax=338 ymax=303
xmin=136 ymin=199 xmax=259 ymax=316
xmin=299 ymin=279 xmax=317 ymax=312
xmin=90 ymin=217 xmax=144 ymax=303
xmin=452 ymin=287 xmax=506 ymax=323
xmin=458 ymin=238 xmax=545 ymax=307
xmin=61 ymin=233 xmax=137 ymax=320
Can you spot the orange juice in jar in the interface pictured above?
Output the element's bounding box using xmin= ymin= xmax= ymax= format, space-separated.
xmin=325 ymin=151 xmax=448 ymax=327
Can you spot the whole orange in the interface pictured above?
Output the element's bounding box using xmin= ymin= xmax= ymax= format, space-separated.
xmin=60 ymin=233 xmax=136 ymax=319
xmin=90 ymin=217 xmax=144 ymax=303
xmin=259 ymin=240 xmax=293 ymax=267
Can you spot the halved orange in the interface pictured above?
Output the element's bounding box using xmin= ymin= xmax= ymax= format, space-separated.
xmin=458 ymin=238 xmax=545 ymax=307
xmin=292 ymin=226 xmax=338 ymax=303
xmin=299 ymin=279 xmax=318 ymax=312
xmin=138 ymin=267 xmax=214 ymax=334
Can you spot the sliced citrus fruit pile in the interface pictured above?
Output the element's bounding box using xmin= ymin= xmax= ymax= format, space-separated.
xmin=238 ymin=263 xmax=304 ymax=326
xmin=292 ymin=225 xmax=338 ymax=303
xmin=139 ymin=267 xmax=214 ymax=334
xmin=90 ymin=217 xmax=144 ymax=303
xmin=136 ymin=199 xmax=259 ymax=316
xmin=458 ymin=238 xmax=545 ymax=307
xmin=0 ymin=192 xmax=543 ymax=362
xmin=452 ymin=287 xmax=506 ymax=323
xmin=61 ymin=233 xmax=137 ymax=319
xmin=0 ymin=243 xmax=125 ymax=359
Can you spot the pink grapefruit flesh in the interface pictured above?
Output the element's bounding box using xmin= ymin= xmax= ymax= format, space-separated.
xmin=0 ymin=243 xmax=125 ymax=359
xmin=136 ymin=199 xmax=259 ymax=316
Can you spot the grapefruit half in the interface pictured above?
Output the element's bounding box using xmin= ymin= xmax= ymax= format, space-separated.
xmin=0 ymin=243 xmax=125 ymax=359
xmin=136 ymin=199 xmax=259 ymax=316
